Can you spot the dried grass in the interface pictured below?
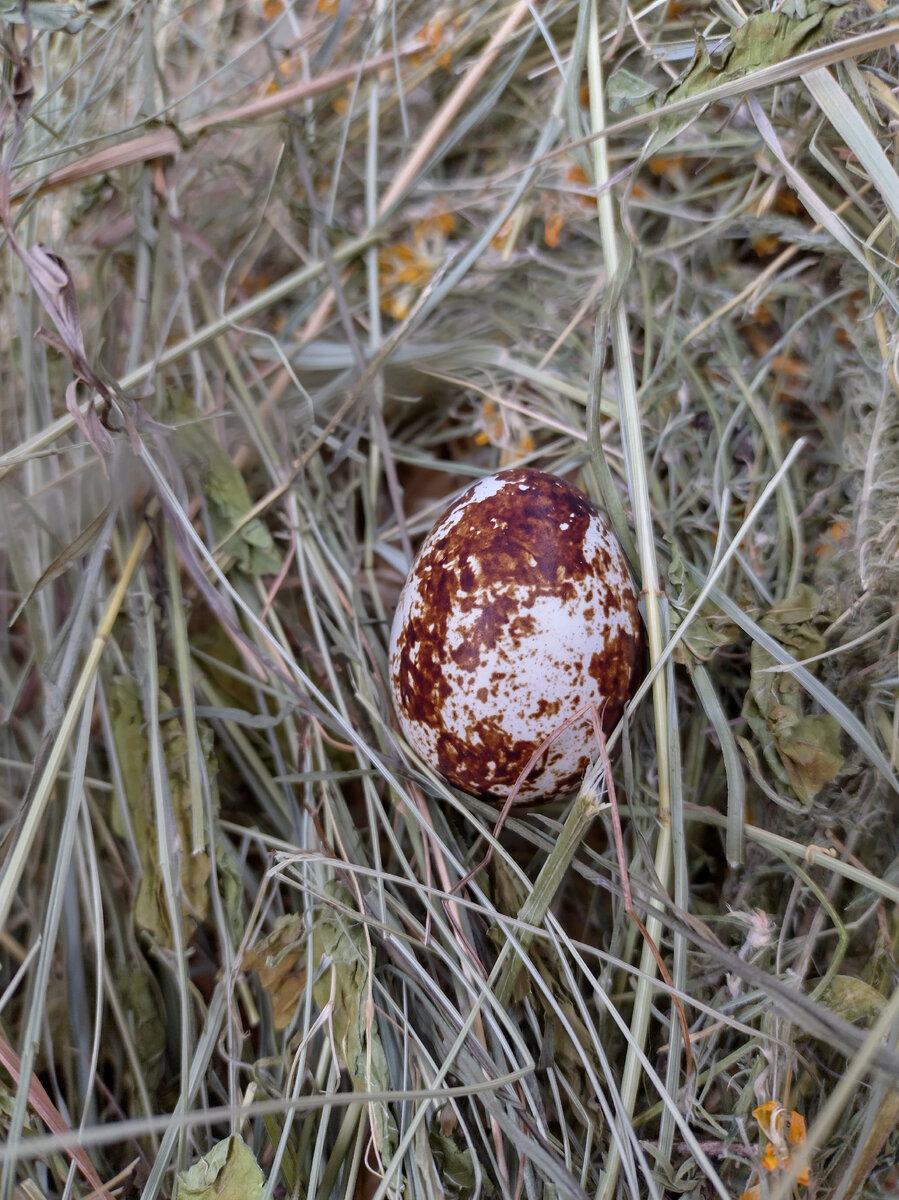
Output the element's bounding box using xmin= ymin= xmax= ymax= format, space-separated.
xmin=1 ymin=1 xmax=898 ymax=1198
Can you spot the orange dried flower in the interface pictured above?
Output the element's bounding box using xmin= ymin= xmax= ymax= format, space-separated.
xmin=751 ymin=303 xmax=773 ymax=325
xmin=544 ymin=211 xmax=564 ymax=248
xmin=378 ymin=213 xmax=457 ymax=320
xmin=474 ymin=398 xmax=534 ymax=462
xmin=411 ymin=13 xmax=454 ymax=69
xmin=490 ymin=216 xmax=516 ymax=252
xmin=752 ymin=1101 xmax=810 ymax=1187
xmin=773 ymin=188 xmax=802 ymax=215
xmin=752 ymin=234 xmax=781 ymax=257
xmin=267 ymin=58 xmax=305 ymax=94
xmin=816 ymin=519 xmax=850 ymax=559
xmin=648 ymin=154 xmax=687 ymax=177
xmin=427 ymin=212 xmax=456 ymax=235
xmin=416 ymin=16 xmax=443 ymax=51
xmin=565 ymin=164 xmax=594 ymax=208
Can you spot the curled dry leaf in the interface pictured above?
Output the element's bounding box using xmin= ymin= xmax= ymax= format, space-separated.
xmin=65 ymin=379 xmax=115 ymax=457
xmin=0 ymin=156 xmax=122 ymax=463
xmin=25 ymin=245 xmax=119 ymax=461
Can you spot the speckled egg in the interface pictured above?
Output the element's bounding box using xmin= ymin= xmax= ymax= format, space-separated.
xmin=388 ymin=468 xmax=643 ymax=802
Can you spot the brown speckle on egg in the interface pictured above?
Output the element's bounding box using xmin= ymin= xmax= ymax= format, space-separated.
xmin=388 ymin=468 xmax=643 ymax=802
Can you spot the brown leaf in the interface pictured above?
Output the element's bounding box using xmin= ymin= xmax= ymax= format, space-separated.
xmin=244 ymin=914 xmax=306 ymax=1031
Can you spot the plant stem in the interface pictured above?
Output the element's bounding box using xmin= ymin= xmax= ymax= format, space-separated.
xmin=495 ymin=780 xmax=607 ymax=1008
xmin=584 ymin=2 xmax=674 ymax=1195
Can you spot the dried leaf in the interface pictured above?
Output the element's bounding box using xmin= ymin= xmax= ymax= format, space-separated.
xmin=8 ymin=503 xmax=110 ymax=625
xmin=606 ymin=66 xmax=656 ymax=114
xmin=742 ymin=586 xmax=844 ymax=803
xmin=820 ymin=975 xmax=886 ymax=1027
xmin=27 ymin=248 xmax=104 ymax=392
xmin=107 ymin=676 xmax=149 ymax=843
xmin=428 ymin=1130 xmax=484 ymax=1198
xmin=177 ymin=1135 xmax=265 ymax=1200
xmin=311 ymin=883 xmax=397 ymax=1161
xmin=0 ymin=40 xmax=32 ymax=129
xmin=118 ymin=964 xmax=166 ymax=1090
xmin=531 ymin=946 xmax=606 ymax=1096
xmin=171 ymin=395 xmax=281 ymax=576
xmin=484 ymin=859 xmax=604 ymax=1088
xmin=64 ymin=379 xmax=114 ymax=458
xmin=158 ymin=704 xmax=211 ymax=924
xmin=108 ymin=677 xmax=211 ymax=946
xmin=244 ymin=914 xmax=306 ymax=1030
xmin=667 ymin=546 xmax=737 ymax=663
xmin=215 ymin=838 xmax=246 ymax=945
xmin=665 ymin=3 xmax=844 ymax=106
xmin=0 ymin=1076 xmax=37 ymax=1130
xmin=766 ymin=706 xmax=844 ymax=804
xmin=12 ymin=244 xmax=119 ymax=463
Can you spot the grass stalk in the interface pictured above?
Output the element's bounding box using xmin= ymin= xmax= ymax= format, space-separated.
xmin=0 ymin=524 xmax=151 ymax=936
xmin=4 ymin=3 xmax=898 ymax=1195
xmin=584 ymin=4 xmax=673 ymax=1193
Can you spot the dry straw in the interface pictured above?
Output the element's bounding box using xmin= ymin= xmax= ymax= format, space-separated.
xmin=1 ymin=1 xmax=898 ymax=1198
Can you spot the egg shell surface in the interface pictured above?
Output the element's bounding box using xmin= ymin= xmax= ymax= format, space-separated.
xmin=389 ymin=468 xmax=643 ymax=801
